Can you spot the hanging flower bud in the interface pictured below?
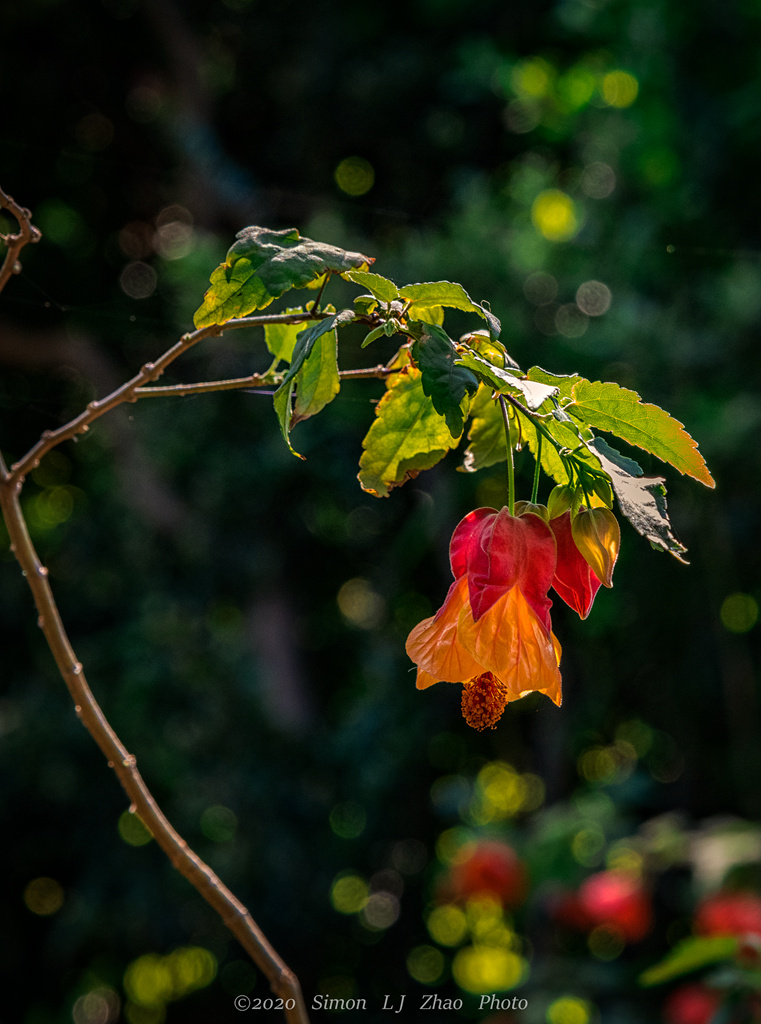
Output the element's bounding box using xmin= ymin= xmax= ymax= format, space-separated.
xmin=547 ymin=485 xmax=575 ymax=521
xmin=571 ymin=507 xmax=620 ymax=588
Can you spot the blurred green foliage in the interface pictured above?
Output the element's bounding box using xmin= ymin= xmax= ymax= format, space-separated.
xmin=2 ymin=0 xmax=761 ymax=1021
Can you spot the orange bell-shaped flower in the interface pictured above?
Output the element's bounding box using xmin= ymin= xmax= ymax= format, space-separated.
xmin=406 ymin=506 xmax=563 ymax=729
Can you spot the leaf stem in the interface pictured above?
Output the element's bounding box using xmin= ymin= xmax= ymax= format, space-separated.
xmin=499 ymin=395 xmax=515 ymax=516
xmin=531 ymin=431 xmax=542 ymax=504
xmin=309 ymin=272 xmax=330 ymax=314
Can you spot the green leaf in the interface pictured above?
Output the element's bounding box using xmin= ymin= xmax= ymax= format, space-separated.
xmin=460 ymin=385 xmax=507 ymax=472
xmin=358 ymin=364 xmax=459 ymax=497
xmin=361 ymin=325 xmax=387 ymax=349
xmin=415 ymin=324 xmax=478 ymax=438
xmin=273 ymin=310 xmax=353 ymax=455
xmin=193 ymin=226 xmax=373 ymax=328
xmin=639 ymin=936 xmax=738 ymax=987
xmin=408 ymin=304 xmax=445 ymax=326
xmin=353 ymin=293 xmax=378 ymax=317
xmin=569 ymin=379 xmax=715 ymax=488
xmin=263 ymin=309 xmax=307 ymax=362
xmin=292 ymin=330 xmax=340 ymax=424
xmin=589 ymin=437 xmax=689 ymax=562
xmin=527 ymin=366 xmax=580 ymax=402
xmin=399 ymin=281 xmax=501 ymax=336
xmin=458 ymin=351 xmax=559 ymax=411
xmin=345 ymin=269 xmax=399 ymax=304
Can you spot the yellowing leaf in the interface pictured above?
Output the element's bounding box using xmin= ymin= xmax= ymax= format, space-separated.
xmin=194 ymin=226 xmax=373 ymax=328
xmin=358 ymin=365 xmax=459 ymax=497
xmin=570 ymin=379 xmax=714 ymax=488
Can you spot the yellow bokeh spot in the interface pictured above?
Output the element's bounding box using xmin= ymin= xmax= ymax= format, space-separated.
xmin=601 ymin=70 xmax=639 ymax=108
xmin=452 ymin=944 xmax=527 ymax=994
xmin=330 ymin=873 xmax=368 ymax=914
xmin=334 ymin=157 xmax=375 ymax=197
xmin=123 ymin=947 xmax=217 ymax=1009
xmin=512 ymin=58 xmax=553 ymax=98
xmin=474 ymin=761 xmax=527 ymax=821
xmin=407 ymin=945 xmax=446 ymax=984
xmin=721 ymin=592 xmax=758 ymax=634
xmin=337 ymin=577 xmax=384 ymax=629
xmin=547 ymin=995 xmax=593 ymax=1024
xmin=427 ymin=904 xmax=469 ymax=947
xmin=24 ymin=876 xmax=64 ymax=916
xmin=606 ymin=843 xmax=644 ymax=875
xmin=577 ymin=742 xmax=636 ymax=785
xmin=118 ymin=809 xmax=153 ymax=847
xmin=531 ymin=190 xmax=579 ymax=242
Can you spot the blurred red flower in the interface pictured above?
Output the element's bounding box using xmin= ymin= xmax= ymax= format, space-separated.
xmin=440 ymin=840 xmax=528 ymax=908
xmin=695 ymin=890 xmax=761 ymax=938
xmin=663 ymin=983 xmax=722 ymax=1024
xmin=554 ymin=870 xmax=652 ymax=943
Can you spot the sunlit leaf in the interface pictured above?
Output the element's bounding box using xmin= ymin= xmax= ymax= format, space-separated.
xmin=273 ymin=310 xmax=353 ymax=455
xmin=415 ymin=324 xmax=478 ymax=438
xmin=458 ymin=351 xmax=558 ymax=410
xmin=399 ymin=281 xmax=501 ymax=336
xmin=358 ymin=364 xmax=459 ymax=497
xmin=527 ymin=366 xmax=580 ymax=401
xmin=639 ymin=935 xmax=738 ymax=986
xmin=292 ymin=330 xmax=340 ymax=424
xmin=590 ymin=437 xmax=688 ymax=561
xmin=263 ymin=309 xmax=308 ymax=362
xmin=345 ymin=269 xmax=399 ymax=304
xmin=570 ymin=379 xmax=715 ymax=488
xmin=193 ymin=226 xmax=373 ymax=328
xmin=460 ymin=385 xmax=506 ymax=472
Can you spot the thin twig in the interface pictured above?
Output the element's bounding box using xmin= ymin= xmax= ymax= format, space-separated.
xmin=0 ymin=450 xmax=310 ymax=1023
xmin=7 ymin=312 xmax=331 ymax=485
xmin=133 ymin=363 xmax=399 ymax=399
xmin=0 ymin=185 xmax=41 ymax=293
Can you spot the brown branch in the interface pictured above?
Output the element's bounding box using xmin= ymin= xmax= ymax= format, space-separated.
xmin=0 ymin=186 xmax=41 ymax=293
xmin=133 ymin=362 xmax=399 ymax=399
xmin=7 ymin=311 xmax=329 ymax=485
xmin=0 ymin=450 xmax=310 ymax=1023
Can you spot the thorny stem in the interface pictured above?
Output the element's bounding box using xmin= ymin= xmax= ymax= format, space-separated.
xmin=499 ymin=395 xmax=515 ymax=516
xmin=0 ymin=186 xmax=41 ymax=292
xmin=0 ymin=453 xmax=310 ymax=1023
xmin=134 ymin=363 xmax=399 ymax=399
xmin=0 ymin=192 xmax=312 ymax=1021
xmin=8 ymin=311 xmax=332 ymax=485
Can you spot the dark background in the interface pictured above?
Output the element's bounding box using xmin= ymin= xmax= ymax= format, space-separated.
xmin=1 ymin=0 xmax=760 ymax=1021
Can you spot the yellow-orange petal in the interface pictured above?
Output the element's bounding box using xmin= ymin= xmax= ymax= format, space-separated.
xmin=415 ymin=667 xmax=442 ymax=691
xmin=405 ymin=576 xmax=485 ymax=683
xmin=457 ymin=586 xmax=563 ymax=705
